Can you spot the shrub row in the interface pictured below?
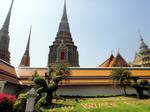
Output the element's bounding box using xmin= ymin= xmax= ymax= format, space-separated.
xmin=59 ymin=94 xmax=124 ymax=98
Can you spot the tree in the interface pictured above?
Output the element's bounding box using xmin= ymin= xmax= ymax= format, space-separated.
xmin=110 ymin=68 xmax=132 ymax=95
xmin=33 ymin=64 xmax=69 ymax=106
xmin=30 ymin=70 xmax=39 ymax=81
xmin=132 ymin=78 xmax=150 ymax=99
xmin=13 ymin=93 xmax=27 ymax=112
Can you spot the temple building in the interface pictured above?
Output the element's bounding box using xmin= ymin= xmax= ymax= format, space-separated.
xmin=48 ymin=0 xmax=79 ymax=67
xmin=0 ymin=0 xmax=150 ymax=95
xmin=0 ymin=0 xmax=14 ymax=63
xmin=99 ymin=52 xmax=130 ymax=67
xmin=132 ymin=35 xmax=150 ymax=67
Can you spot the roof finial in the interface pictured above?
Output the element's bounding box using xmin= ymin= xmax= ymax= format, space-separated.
xmin=138 ymin=31 xmax=149 ymax=50
xmin=111 ymin=50 xmax=113 ymax=55
xmin=1 ymin=0 xmax=14 ymax=33
xmin=61 ymin=0 xmax=68 ymax=22
xmin=26 ymin=26 xmax=32 ymax=52
xmin=117 ymin=48 xmax=120 ymax=54
xmin=58 ymin=0 xmax=70 ymax=32
xmin=138 ymin=30 xmax=143 ymax=41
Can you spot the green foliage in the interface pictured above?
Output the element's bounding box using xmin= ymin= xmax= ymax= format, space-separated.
xmin=33 ymin=64 xmax=69 ymax=106
xmin=140 ymin=80 xmax=149 ymax=86
xmin=34 ymin=96 xmax=47 ymax=112
xmin=30 ymin=70 xmax=39 ymax=81
xmin=36 ymin=87 xmax=45 ymax=94
xmin=48 ymin=83 xmax=57 ymax=90
xmin=111 ymin=69 xmax=132 ymax=83
xmin=52 ymin=75 xmax=63 ymax=83
xmin=131 ymin=79 xmax=150 ymax=99
xmin=39 ymin=96 xmax=150 ymax=112
xmin=110 ymin=69 xmax=132 ymax=95
xmin=60 ymin=94 xmax=123 ymax=98
xmin=131 ymin=76 xmax=139 ymax=82
xmin=13 ymin=93 xmax=27 ymax=112
xmin=34 ymin=77 xmax=47 ymax=88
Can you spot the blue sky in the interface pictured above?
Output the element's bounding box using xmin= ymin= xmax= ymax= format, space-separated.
xmin=0 ymin=0 xmax=150 ymax=67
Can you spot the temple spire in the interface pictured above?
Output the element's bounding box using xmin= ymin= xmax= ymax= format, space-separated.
xmin=58 ymin=0 xmax=70 ymax=32
xmin=138 ymin=30 xmax=143 ymax=40
xmin=1 ymin=0 xmax=14 ymax=33
xmin=48 ymin=0 xmax=79 ymax=67
xmin=25 ymin=26 xmax=32 ymax=54
xmin=138 ymin=32 xmax=148 ymax=50
xmin=61 ymin=0 xmax=68 ymax=22
xmin=19 ymin=27 xmax=32 ymax=67
xmin=117 ymin=48 xmax=120 ymax=54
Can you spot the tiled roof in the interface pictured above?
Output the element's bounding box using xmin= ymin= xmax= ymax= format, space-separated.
xmin=16 ymin=67 xmax=150 ymax=85
xmin=17 ymin=67 xmax=47 ymax=77
xmin=0 ymin=59 xmax=20 ymax=84
xmin=99 ymin=54 xmax=114 ymax=67
xmin=99 ymin=53 xmax=130 ymax=67
xmin=1 ymin=60 xmax=150 ymax=86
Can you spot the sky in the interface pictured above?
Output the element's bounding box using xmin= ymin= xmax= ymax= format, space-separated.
xmin=0 ymin=0 xmax=150 ymax=67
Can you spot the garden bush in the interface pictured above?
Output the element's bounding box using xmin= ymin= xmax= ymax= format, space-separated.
xmin=0 ymin=93 xmax=16 ymax=112
xmin=34 ymin=96 xmax=47 ymax=112
xmin=13 ymin=93 xmax=27 ymax=112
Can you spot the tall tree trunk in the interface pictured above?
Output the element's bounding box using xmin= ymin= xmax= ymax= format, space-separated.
xmin=46 ymin=91 xmax=53 ymax=105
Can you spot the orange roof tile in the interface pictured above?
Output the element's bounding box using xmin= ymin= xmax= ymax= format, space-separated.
xmin=0 ymin=59 xmax=20 ymax=84
xmin=110 ymin=53 xmax=130 ymax=67
xmin=17 ymin=67 xmax=47 ymax=77
xmin=99 ymin=53 xmax=130 ymax=67
xmin=99 ymin=54 xmax=114 ymax=67
xmin=16 ymin=67 xmax=150 ymax=85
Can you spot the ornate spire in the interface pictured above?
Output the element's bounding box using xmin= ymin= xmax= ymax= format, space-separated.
xmin=48 ymin=0 xmax=79 ymax=67
xmin=138 ymin=32 xmax=149 ymax=51
xmin=1 ymin=0 xmax=14 ymax=33
xmin=19 ymin=27 xmax=32 ymax=67
xmin=25 ymin=26 xmax=32 ymax=54
xmin=61 ymin=0 xmax=68 ymax=22
xmin=58 ymin=0 xmax=70 ymax=32
xmin=117 ymin=48 xmax=120 ymax=54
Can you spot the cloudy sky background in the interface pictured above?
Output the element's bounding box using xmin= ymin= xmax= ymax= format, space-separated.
xmin=0 ymin=0 xmax=150 ymax=67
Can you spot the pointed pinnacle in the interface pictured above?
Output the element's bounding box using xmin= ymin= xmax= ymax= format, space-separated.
xmin=117 ymin=48 xmax=120 ymax=54
xmin=138 ymin=30 xmax=144 ymax=41
xmin=61 ymin=0 xmax=68 ymax=21
xmin=25 ymin=26 xmax=32 ymax=53
xmin=111 ymin=50 xmax=113 ymax=55
xmin=1 ymin=0 xmax=14 ymax=33
xmin=58 ymin=0 xmax=70 ymax=32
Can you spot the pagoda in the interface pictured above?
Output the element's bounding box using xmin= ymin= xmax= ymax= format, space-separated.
xmin=0 ymin=0 xmax=14 ymax=63
xmin=132 ymin=34 xmax=150 ymax=67
xmin=48 ymin=0 xmax=79 ymax=67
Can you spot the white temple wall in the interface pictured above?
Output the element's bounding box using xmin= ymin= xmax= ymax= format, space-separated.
xmin=56 ymin=85 xmax=136 ymax=96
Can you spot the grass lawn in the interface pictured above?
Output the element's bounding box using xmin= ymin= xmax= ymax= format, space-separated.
xmin=42 ymin=96 xmax=150 ymax=112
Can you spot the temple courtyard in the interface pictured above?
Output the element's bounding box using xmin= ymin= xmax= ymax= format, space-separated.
xmin=42 ymin=96 xmax=150 ymax=112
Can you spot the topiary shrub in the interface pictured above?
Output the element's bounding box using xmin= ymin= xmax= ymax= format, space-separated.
xmin=13 ymin=93 xmax=27 ymax=112
xmin=0 ymin=93 xmax=16 ymax=112
xmin=34 ymin=96 xmax=47 ymax=112
xmin=34 ymin=77 xmax=47 ymax=88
